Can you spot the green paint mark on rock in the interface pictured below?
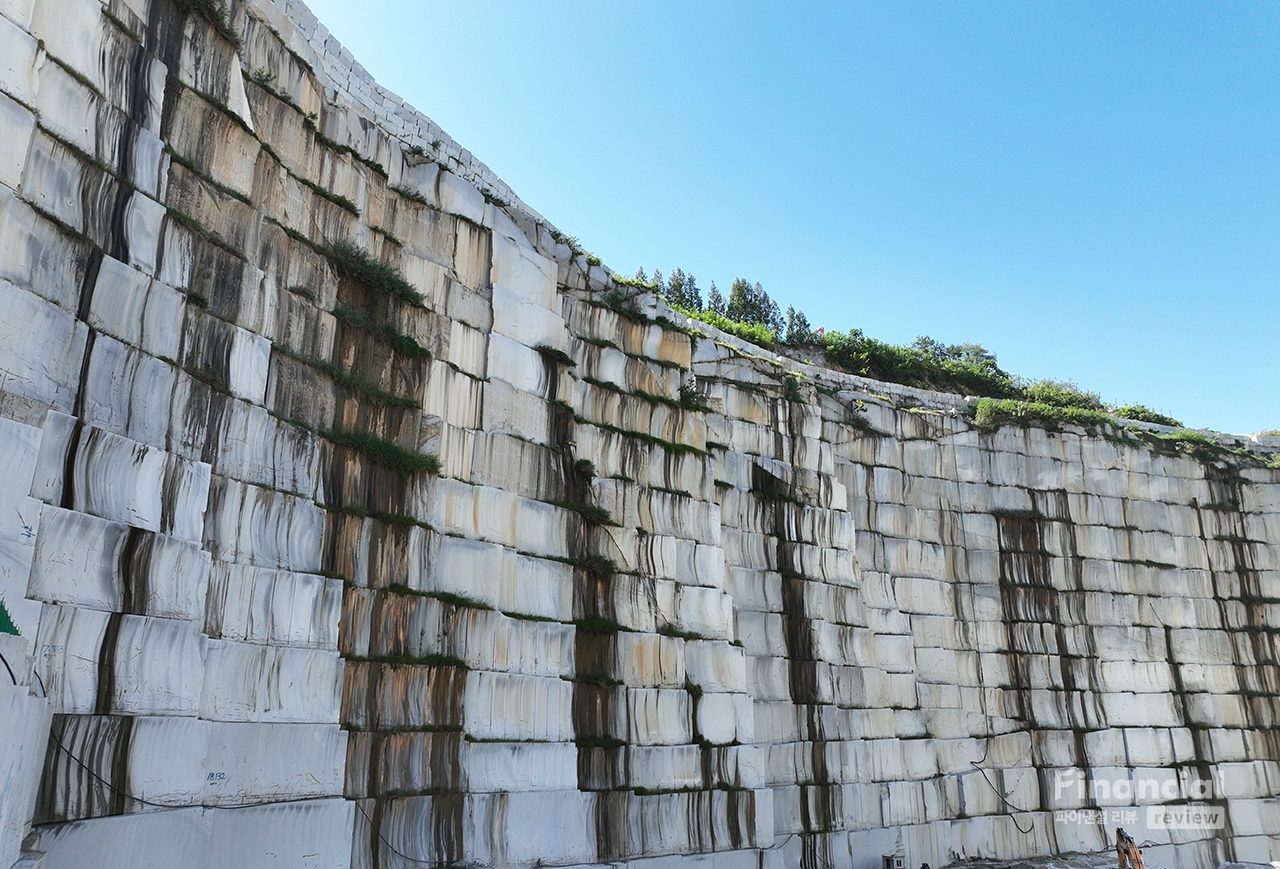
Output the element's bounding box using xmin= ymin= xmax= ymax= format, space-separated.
xmin=0 ymin=599 xmax=19 ymax=635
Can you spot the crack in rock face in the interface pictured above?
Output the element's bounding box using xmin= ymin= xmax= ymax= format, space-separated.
xmin=2 ymin=0 xmax=1280 ymax=867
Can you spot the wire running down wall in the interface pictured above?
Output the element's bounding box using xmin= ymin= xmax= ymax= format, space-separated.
xmin=1 ymin=1 xmax=1279 ymax=868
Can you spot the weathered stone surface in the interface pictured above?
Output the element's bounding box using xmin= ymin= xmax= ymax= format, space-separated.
xmin=1 ymin=0 xmax=1279 ymax=867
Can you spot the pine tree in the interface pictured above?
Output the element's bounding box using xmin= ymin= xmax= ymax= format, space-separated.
xmin=667 ymin=268 xmax=687 ymax=308
xmin=652 ymin=269 xmax=664 ymax=294
xmin=764 ymin=293 xmax=782 ymax=334
xmin=706 ymin=281 xmax=726 ymax=315
xmin=634 ymin=267 xmax=648 ymax=284
xmin=725 ymin=278 xmax=751 ymax=322
xmin=726 ymin=279 xmax=783 ymax=333
xmin=684 ymin=274 xmax=702 ymax=311
xmin=784 ymin=306 xmax=812 ymax=344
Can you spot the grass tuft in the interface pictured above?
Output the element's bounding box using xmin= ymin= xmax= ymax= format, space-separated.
xmin=327 ymin=430 xmax=440 ymax=475
xmin=298 ymin=177 xmax=360 ymax=216
xmin=166 ymin=207 xmax=243 ymax=258
xmin=575 ymin=736 xmax=626 ymax=748
xmin=387 ymin=583 xmax=492 ymax=610
xmin=324 ymin=240 xmax=422 ymax=304
xmin=576 ymin=417 xmax=706 ymax=457
xmin=367 ymin=653 xmax=468 ymax=668
xmin=166 ymin=146 xmax=251 ymax=205
xmin=173 ymin=0 xmax=242 ymax=49
xmin=102 ymin=7 xmax=141 ymax=40
xmin=579 ymin=555 xmax=617 ymax=580
xmin=574 ymin=616 xmax=626 ymax=634
xmin=329 ymin=367 xmax=421 ymax=408
xmin=546 ymin=499 xmax=614 ymax=526
xmin=390 ymin=184 xmax=430 ymax=206
xmin=503 ymin=611 xmax=557 ymax=622
xmin=332 ymin=303 xmax=431 ymax=359
xmin=186 ymin=363 xmax=229 ymax=392
xmin=659 ymin=624 xmax=708 ymax=640
xmin=535 ymin=345 xmax=576 ymax=368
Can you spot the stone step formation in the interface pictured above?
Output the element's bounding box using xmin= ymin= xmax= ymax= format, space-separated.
xmin=0 ymin=0 xmax=1279 ymax=868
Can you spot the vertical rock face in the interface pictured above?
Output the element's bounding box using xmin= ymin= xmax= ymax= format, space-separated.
xmin=0 ymin=1 xmax=1278 ymax=868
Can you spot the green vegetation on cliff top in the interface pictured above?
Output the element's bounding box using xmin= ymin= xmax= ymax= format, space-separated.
xmin=633 ymin=265 xmax=1200 ymax=433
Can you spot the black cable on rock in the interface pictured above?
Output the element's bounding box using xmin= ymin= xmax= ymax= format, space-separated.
xmin=0 ymin=649 xmax=16 ymax=686
xmin=970 ymin=760 xmax=1035 ymax=835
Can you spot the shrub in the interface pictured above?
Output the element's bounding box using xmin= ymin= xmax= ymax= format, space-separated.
xmin=822 ymin=331 xmax=1017 ymax=398
xmin=679 ymin=307 xmax=777 ymax=349
xmin=784 ymin=374 xmax=803 ymax=403
xmin=679 ymin=378 xmax=710 ymax=411
xmin=1153 ymin=429 xmax=1217 ymax=448
xmin=598 ymin=285 xmax=646 ymax=321
xmin=975 ymin=398 xmax=1114 ymax=432
xmin=1112 ymin=405 xmax=1183 ymax=427
xmin=1021 ymin=380 xmax=1103 ymax=411
xmin=613 ymin=265 xmax=1200 ymax=430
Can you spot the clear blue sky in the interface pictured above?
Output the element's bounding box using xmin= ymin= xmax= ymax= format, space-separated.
xmin=304 ymin=0 xmax=1279 ymax=434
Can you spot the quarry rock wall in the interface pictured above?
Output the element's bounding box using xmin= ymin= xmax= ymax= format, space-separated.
xmin=0 ymin=1 xmax=1278 ymax=868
